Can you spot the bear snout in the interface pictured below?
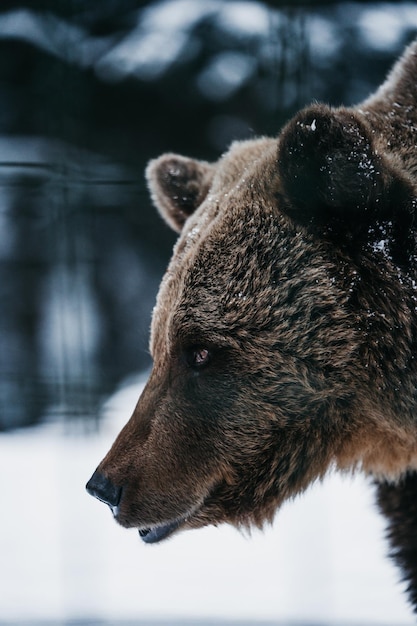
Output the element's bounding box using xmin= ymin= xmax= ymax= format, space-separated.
xmin=86 ymin=470 xmax=122 ymax=516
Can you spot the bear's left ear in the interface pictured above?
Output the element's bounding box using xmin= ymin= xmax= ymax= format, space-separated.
xmin=277 ymin=104 xmax=415 ymax=244
xmin=146 ymin=154 xmax=214 ymax=233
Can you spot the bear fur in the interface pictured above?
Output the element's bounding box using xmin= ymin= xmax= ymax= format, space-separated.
xmin=87 ymin=39 xmax=417 ymax=610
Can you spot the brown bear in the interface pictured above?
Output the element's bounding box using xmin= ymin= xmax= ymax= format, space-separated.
xmin=87 ymin=40 xmax=417 ymax=610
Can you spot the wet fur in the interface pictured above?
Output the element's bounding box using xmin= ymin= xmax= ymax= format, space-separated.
xmin=90 ymin=40 xmax=417 ymax=611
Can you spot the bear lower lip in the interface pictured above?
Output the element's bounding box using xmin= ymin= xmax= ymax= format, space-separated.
xmin=137 ymin=496 xmax=209 ymax=543
xmin=138 ymin=519 xmax=182 ymax=544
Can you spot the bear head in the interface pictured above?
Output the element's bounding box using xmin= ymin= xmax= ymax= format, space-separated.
xmin=87 ymin=103 xmax=417 ymax=544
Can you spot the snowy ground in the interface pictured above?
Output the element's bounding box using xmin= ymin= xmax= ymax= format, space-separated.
xmin=0 ymin=373 xmax=415 ymax=625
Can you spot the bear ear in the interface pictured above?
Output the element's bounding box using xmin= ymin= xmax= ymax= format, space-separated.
xmin=276 ymin=104 xmax=415 ymax=241
xmin=146 ymin=153 xmax=214 ymax=233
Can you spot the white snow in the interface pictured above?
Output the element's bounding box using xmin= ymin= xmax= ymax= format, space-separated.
xmin=215 ymin=2 xmax=270 ymax=39
xmin=96 ymin=0 xmax=218 ymax=82
xmin=358 ymin=4 xmax=417 ymax=51
xmin=308 ymin=15 xmax=341 ymax=59
xmin=196 ymin=52 xmax=257 ymax=102
xmin=0 ymin=9 xmax=110 ymax=67
xmin=0 ymin=373 xmax=414 ymax=624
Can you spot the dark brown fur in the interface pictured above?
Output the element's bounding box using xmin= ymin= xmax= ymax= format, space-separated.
xmin=88 ymin=40 xmax=417 ymax=610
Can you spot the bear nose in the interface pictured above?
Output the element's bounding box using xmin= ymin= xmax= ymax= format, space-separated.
xmin=86 ymin=470 xmax=122 ymax=510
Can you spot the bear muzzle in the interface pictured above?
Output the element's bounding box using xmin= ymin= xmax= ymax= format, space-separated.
xmin=86 ymin=468 xmax=200 ymax=543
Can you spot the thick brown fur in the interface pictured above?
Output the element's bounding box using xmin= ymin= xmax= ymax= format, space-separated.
xmin=88 ymin=40 xmax=417 ymax=610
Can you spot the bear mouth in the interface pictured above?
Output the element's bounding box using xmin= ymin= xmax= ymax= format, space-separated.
xmin=138 ymin=518 xmax=182 ymax=544
xmin=137 ymin=499 xmax=207 ymax=544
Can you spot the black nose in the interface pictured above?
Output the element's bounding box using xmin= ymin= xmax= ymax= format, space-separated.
xmin=86 ymin=470 xmax=122 ymax=509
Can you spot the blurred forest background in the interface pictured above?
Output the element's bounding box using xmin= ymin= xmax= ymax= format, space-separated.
xmin=1 ymin=0 xmax=417 ymax=431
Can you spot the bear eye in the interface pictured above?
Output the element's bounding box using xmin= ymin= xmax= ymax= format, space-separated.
xmin=187 ymin=346 xmax=211 ymax=369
